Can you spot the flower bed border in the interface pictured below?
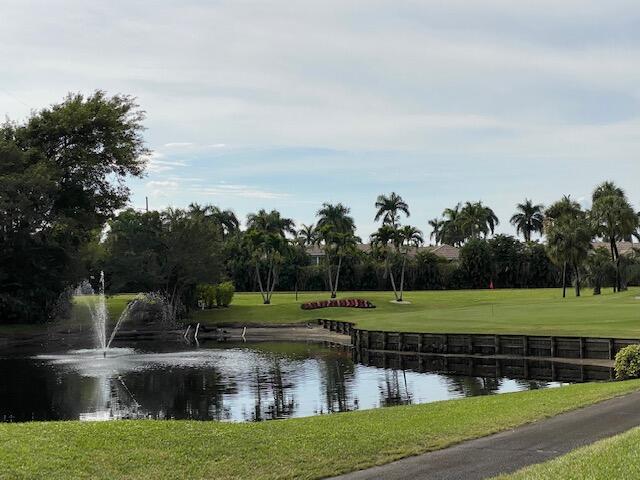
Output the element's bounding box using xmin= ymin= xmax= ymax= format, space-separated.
xmin=301 ymin=299 xmax=376 ymax=310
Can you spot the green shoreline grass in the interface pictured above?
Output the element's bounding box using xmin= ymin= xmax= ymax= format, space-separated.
xmin=3 ymin=288 xmax=639 ymax=338
xmin=1 ymin=381 xmax=639 ymax=480
xmin=496 ymin=425 xmax=640 ymax=479
xmin=191 ymin=288 xmax=640 ymax=338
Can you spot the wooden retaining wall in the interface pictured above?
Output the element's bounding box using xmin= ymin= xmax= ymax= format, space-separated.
xmin=316 ymin=319 xmax=639 ymax=361
xmin=354 ymin=349 xmax=614 ymax=382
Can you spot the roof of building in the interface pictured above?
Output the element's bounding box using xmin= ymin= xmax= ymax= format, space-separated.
xmin=305 ymin=243 xmax=460 ymax=260
xmin=591 ymin=241 xmax=638 ymax=256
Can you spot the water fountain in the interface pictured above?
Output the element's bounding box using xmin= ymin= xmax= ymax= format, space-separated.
xmin=86 ymin=271 xmax=138 ymax=354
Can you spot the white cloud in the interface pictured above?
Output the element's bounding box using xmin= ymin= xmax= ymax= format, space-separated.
xmin=191 ymin=184 xmax=291 ymax=200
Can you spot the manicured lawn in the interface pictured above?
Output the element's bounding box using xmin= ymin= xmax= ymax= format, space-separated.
xmin=497 ymin=425 xmax=640 ymax=479
xmin=192 ymin=288 xmax=640 ymax=338
xmin=1 ymin=380 xmax=639 ymax=480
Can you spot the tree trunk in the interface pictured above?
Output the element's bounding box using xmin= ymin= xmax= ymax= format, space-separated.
xmin=610 ymin=238 xmax=618 ymax=293
xmin=325 ymin=250 xmax=334 ymax=297
xmin=255 ymin=262 xmax=268 ymax=304
xmin=562 ymin=261 xmax=567 ymax=298
xmin=385 ymin=256 xmax=399 ymax=301
xmin=266 ymin=265 xmax=278 ymax=303
xmin=574 ymin=263 xmax=581 ymax=297
xmin=612 ymin=241 xmax=624 ymax=291
xmin=332 ymin=255 xmax=343 ymax=298
xmin=398 ymin=254 xmax=407 ymax=302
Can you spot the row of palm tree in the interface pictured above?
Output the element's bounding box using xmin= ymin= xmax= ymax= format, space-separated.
xmin=544 ymin=183 xmax=640 ymax=297
xmin=209 ymin=181 xmax=639 ymax=302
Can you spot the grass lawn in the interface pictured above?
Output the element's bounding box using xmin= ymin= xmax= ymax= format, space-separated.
xmin=191 ymin=288 xmax=640 ymax=338
xmin=1 ymin=380 xmax=639 ymax=480
xmin=496 ymin=425 xmax=640 ymax=480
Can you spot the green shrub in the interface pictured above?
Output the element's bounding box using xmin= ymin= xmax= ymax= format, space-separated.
xmin=196 ymin=284 xmax=217 ymax=309
xmin=614 ymin=344 xmax=640 ymax=379
xmin=215 ymin=281 xmax=235 ymax=307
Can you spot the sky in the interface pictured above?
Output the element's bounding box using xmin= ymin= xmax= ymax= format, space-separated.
xmin=2 ymin=0 xmax=640 ymax=241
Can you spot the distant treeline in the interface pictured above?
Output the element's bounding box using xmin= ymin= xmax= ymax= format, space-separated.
xmin=2 ymin=92 xmax=640 ymax=324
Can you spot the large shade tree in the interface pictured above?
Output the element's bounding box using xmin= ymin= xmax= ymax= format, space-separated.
xmin=510 ymin=199 xmax=545 ymax=242
xmin=103 ymin=207 xmax=222 ymax=318
xmin=0 ymin=91 xmax=148 ymax=323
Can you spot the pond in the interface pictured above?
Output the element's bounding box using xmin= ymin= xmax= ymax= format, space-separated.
xmin=0 ymin=340 xmax=595 ymax=423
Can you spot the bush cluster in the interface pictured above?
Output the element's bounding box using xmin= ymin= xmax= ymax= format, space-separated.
xmin=301 ymin=298 xmax=375 ymax=310
xmin=196 ymin=282 xmax=235 ymax=308
xmin=614 ymin=344 xmax=640 ymax=380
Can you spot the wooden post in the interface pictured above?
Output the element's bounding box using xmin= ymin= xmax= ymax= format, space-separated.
xmin=550 ymin=336 xmax=556 ymax=357
xmin=522 ymin=335 xmax=528 ymax=357
xmin=398 ymin=333 xmax=403 ymax=351
xmin=495 ymin=335 xmax=500 ymax=355
xmin=418 ymin=334 xmax=423 ymax=354
xmin=609 ymin=339 xmax=615 ymax=360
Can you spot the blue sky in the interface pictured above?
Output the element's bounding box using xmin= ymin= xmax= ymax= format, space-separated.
xmin=2 ymin=0 xmax=640 ymax=240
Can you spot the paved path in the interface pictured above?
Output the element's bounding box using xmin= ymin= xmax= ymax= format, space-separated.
xmin=331 ymin=390 xmax=640 ymax=480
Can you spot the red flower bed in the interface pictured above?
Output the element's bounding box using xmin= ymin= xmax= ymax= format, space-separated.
xmin=301 ymin=298 xmax=376 ymax=310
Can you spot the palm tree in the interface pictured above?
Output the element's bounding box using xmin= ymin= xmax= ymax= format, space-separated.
xmin=374 ymin=192 xmax=410 ymax=228
xmin=585 ymin=247 xmax=615 ymax=295
xmin=210 ymin=207 xmax=240 ymax=238
xmin=397 ymin=225 xmax=424 ymax=302
xmin=590 ymin=182 xmax=639 ymax=292
xmin=459 ymin=201 xmax=499 ymax=239
xmin=188 ymin=203 xmax=239 ymax=239
xmin=316 ymin=203 xmax=358 ymax=298
xmin=428 ymin=218 xmax=444 ymax=244
xmin=510 ymin=199 xmax=545 ymax=242
xmin=370 ymin=224 xmax=400 ymax=300
xmin=546 ymin=212 xmax=592 ymax=297
xmin=246 ymin=209 xmax=295 ymax=304
xmin=545 ymin=195 xmax=581 ymax=223
xmin=439 ymin=204 xmax=465 ymax=246
xmin=297 ymin=223 xmax=318 ymax=247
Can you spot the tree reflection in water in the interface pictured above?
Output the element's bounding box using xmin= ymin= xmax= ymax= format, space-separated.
xmin=247 ymin=358 xmax=296 ymax=421
xmin=379 ymin=369 xmax=413 ymax=407
xmin=320 ymin=351 xmax=356 ymax=414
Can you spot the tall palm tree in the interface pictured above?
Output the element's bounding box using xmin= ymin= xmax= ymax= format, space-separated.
xmin=370 ymin=224 xmax=400 ymax=300
xmin=246 ymin=209 xmax=295 ymax=304
xmin=374 ymin=192 xmax=410 ymax=228
xmin=316 ymin=203 xmax=358 ymax=298
xmin=590 ymin=182 xmax=638 ymax=292
xmin=510 ymin=199 xmax=545 ymax=242
xmin=397 ymin=225 xmax=424 ymax=302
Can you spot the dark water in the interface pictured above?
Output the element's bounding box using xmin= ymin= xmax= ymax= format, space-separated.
xmin=0 ymin=341 xmax=604 ymax=423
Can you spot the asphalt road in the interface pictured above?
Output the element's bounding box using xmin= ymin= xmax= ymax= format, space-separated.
xmin=330 ymin=390 xmax=640 ymax=480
